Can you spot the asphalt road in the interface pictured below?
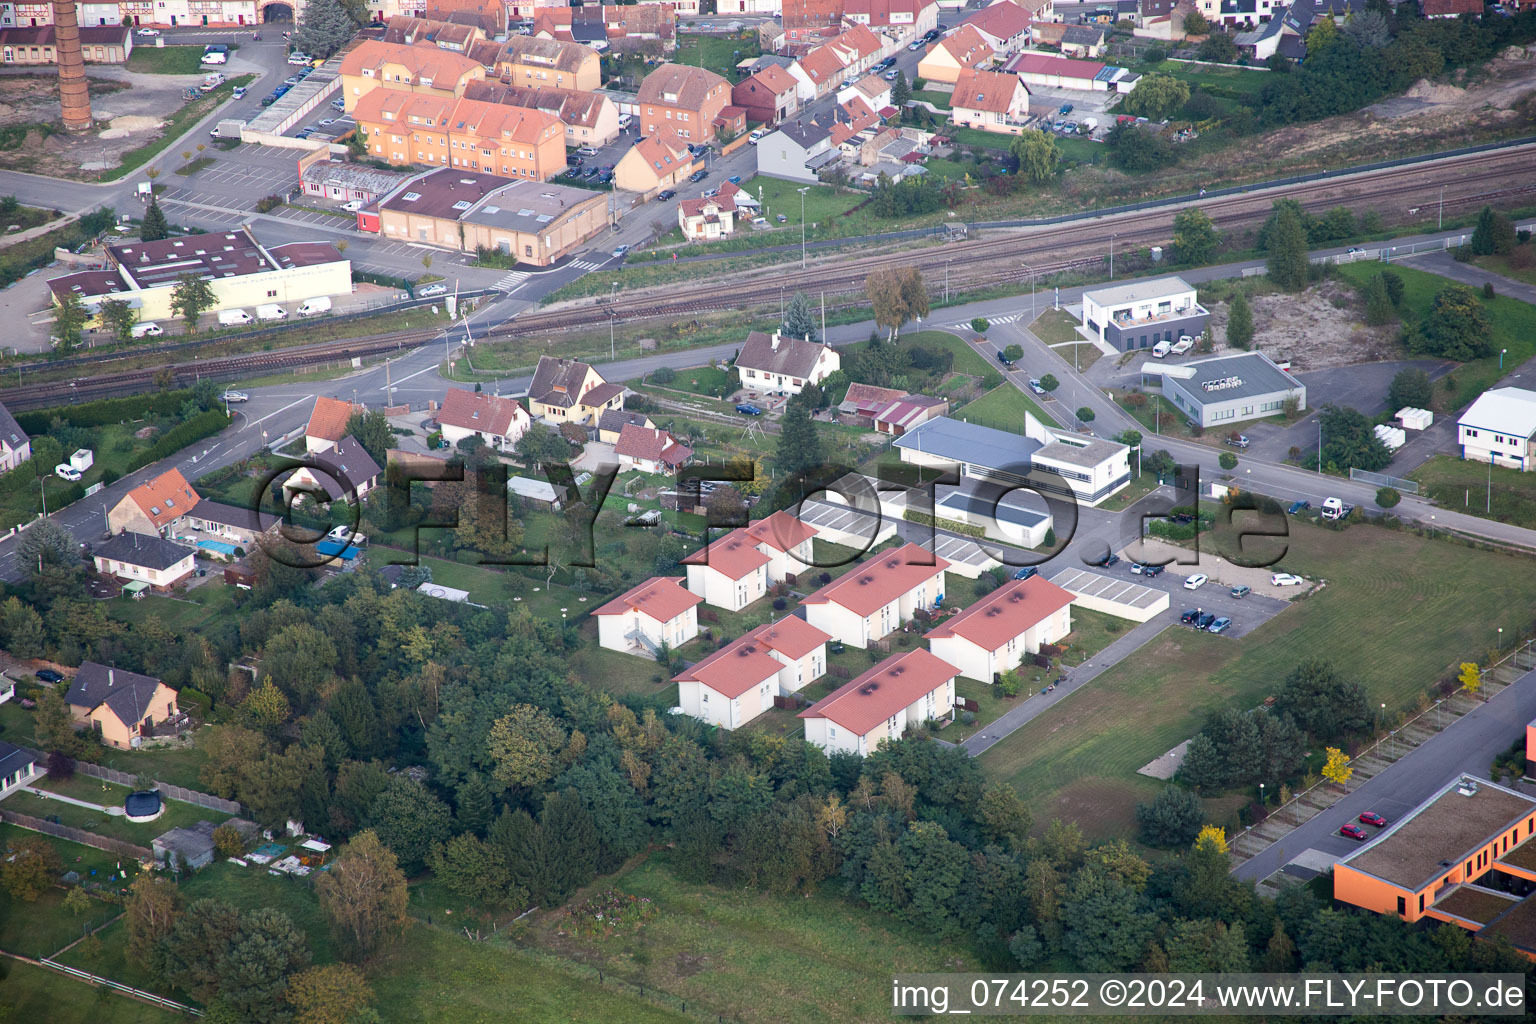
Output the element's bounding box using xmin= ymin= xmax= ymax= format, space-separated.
xmin=1233 ymin=660 xmax=1536 ymax=882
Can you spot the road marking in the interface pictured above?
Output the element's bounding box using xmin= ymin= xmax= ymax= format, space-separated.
xmin=494 ymin=271 xmax=529 ymax=290
xmin=243 ymin=396 xmax=311 ymax=431
xmin=566 ymin=260 xmax=604 ymax=271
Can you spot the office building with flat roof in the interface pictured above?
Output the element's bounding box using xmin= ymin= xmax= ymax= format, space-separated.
xmin=1145 ymin=351 xmax=1307 ymax=428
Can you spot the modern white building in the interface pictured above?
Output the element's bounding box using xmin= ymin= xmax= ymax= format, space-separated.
xmin=1081 ymin=275 xmax=1209 ymax=353
xmin=801 ymin=541 xmax=949 ymax=648
xmin=1458 ymin=387 xmax=1536 ymax=472
xmin=799 ymin=648 xmax=958 ymax=756
xmin=674 ymin=616 xmax=831 ymax=729
xmin=755 ymin=120 xmax=834 ymax=184
xmin=925 ymin=576 xmax=1074 ymax=682
xmin=735 ymin=330 xmax=841 ymax=396
xmin=1148 ymin=351 xmax=1308 ymax=429
xmin=594 ymin=576 xmax=703 ymax=657
xmin=682 ymin=528 xmax=772 ymax=612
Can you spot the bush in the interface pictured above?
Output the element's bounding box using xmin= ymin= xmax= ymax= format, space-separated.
xmin=651 ymin=366 xmax=676 ymax=384
xmin=16 ymin=390 xmax=195 ymax=434
xmin=1376 ymin=487 xmax=1400 ymax=508
xmin=254 ymin=194 xmax=284 ymax=213
xmin=126 ymin=408 xmax=231 ymax=472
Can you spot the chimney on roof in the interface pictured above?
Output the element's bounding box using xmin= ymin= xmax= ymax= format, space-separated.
xmin=108 ymin=668 xmax=115 ymax=687
xmin=770 ymin=332 xmax=781 ymax=351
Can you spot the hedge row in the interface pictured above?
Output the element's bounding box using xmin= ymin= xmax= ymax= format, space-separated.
xmin=16 ymin=389 xmax=196 ymax=434
xmin=125 ymin=408 xmax=230 ymax=473
xmin=904 ymin=509 xmax=986 ymax=539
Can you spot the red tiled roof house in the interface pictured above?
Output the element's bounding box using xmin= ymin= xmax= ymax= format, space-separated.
xmin=614 ymin=424 xmax=695 ymax=475
xmin=305 ymin=396 xmax=359 ymax=454
xmin=674 ymin=616 xmax=832 ymax=729
xmin=682 ymin=528 xmax=773 ymax=611
xmin=745 ymin=510 xmax=820 ymax=583
xmin=732 ymin=64 xmax=802 ymax=125
xmin=802 ymin=541 xmax=950 ymax=647
xmin=595 ymin=576 xmax=703 ymax=657
xmin=437 ymin=387 xmax=531 ymax=451
xmin=925 ymin=576 xmax=1073 ymax=682
xmin=107 ymin=467 xmax=200 ymax=538
xmin=799 ymin=648 xmax=959 ymax=755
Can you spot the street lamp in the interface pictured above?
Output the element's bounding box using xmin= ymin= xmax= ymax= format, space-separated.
xmin=944 ymin=258 xmax=951 ymax=303
xmin=1109 ymin=233 xmax=1116 ymax=280
xmin=609 ymin=313 xmax=616 ymax=361
xmin=1439 ymin=185 xmax=1445 ymax=231
xmin=1501 ymin=348 xmax=1508 ymax=370
xmin=1019 ymin=260 xmax=1036 ymax=324
xmin=797 ymin=186 xmax=810 ymax=270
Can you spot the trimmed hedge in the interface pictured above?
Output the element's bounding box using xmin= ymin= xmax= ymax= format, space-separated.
xmin=904 ymin=509 xmax=985 ymax=539
xmin=16 ymin=389 xmax=196 ymax=434
xmin=125 ymin=408 xmax=230 ymax=472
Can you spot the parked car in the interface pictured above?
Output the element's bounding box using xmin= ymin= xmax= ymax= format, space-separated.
xmin=1028 ymin=378 xmax=1046 ymax=395
xmin=418 ymin=283 xmax=449 ymax=297
xmin=1226 ymin=434 xmax=1250 ymax=449
xmin=1130 ymin=562 xmax=1146 ymax=574
xmin=735 ymin=403 xmax=763 ymax=416
xmin=597 ymin=170 xmax=613 ymax=183
xmin=1287 ymin=499 xmax=1311 ymax=515
xmin=578 ymin=146 xmax=600 ymax=156
xmin=35 ymin=668 xmax=63 ymax=684
xmin=1059 ymin=103 xmax=1073 ymax=114
xmin=883 ymin=69 xmax=900 ymax=81
xmin=1140 ymin=564 xmax=1164 ymax=578
xmin=1358 ymin=811 xmax=1388 ymax=828
xmin=611 ymin=244 xmax=630 ymax=259
xmin=689 ymin=169 xmax=708 ymax=183
xmin=1091 ymin=553 xmax=1120 ymax=568
xmin=1179 ymin=609 xmax=1200 ymax=625
xmin=1340 ymin=823 xmax=1370 ymax=841
xmin=1183 ymin=573 xmax=1208 ymax=590
xmin=1271 ymin=573 xmax=1304 ymax=587
xmin=1012 ymin=567 xmax=1039 ymax=581
xmin=1195 ymin=612 xmax=1216 ymax=629
xmin=908 ymin=40 xmax=924 ymax=50
xmin=748 ymin=129 xmax=765 ymax=145
xmin=657 ymin=189 xmax=676 ymax=200
xmin=232 ymin=86 xmax=247 ymax=100
xmin=285 ymin=75 xmax=303 ymax=87
xmin=55 ymin=464 xmax=82 ymax=482
xmin=727 ymin=174 xmax=742 ymax=185
xmin=1230 ymin=584 xmax=1250 ymax=599
xmin=996 ymin=349 xmax=1014 ymax=366
xmin=1207 ymin=617 xmax=1232 ymax=634
xmin=342 ymin=199 xmax=363 ymax=213
xmin=135 ymin=27 xmax=161 ymax=36
xmin=288 ymin=52 xmax=311 ymax=66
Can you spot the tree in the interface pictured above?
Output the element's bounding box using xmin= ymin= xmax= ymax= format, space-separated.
xmin=99 ymin=297 xmax=139 ymax=343
xmin=487 ymin=703 xmax=568 ymax=791
xmin=1136 ymin=786 xmax=1203 ymax=847
xmin=64 ymin=885 xmax=92 ymax=916
xmin=775 ymin=398 xmax=825 ymax=478
xmin=1321 ymin=746 xmax=1352 ymax=788
xmin=1009 ymin=130 xmax=1059 ymax=184
xmin=1124 ymin=73 xmax=1190 ymax=121
xmin=1183 ymin=8 xmax=1209 ymax=34
xmin=1415 ymin=284 xmax=1492 ymax=361
xmin=1002 ymin=344 xmax=1023 ymax=363
xmin=17 ymin=517 xmax=76 ymax=570
xmin=1197 ymin=31 xmax=1238 ymax=63
xmin=891 ymin=70 xmax=910 ymax=107
xmin=1076 ymin=407 xmax=1095 ymax=423
xmin=866 ymin=266 xmax=928 ymax=339
xmin=285 ymin=964 xmax=374 ymax=1024
xmin=314 ymin=830 xmax=409 ymax=958
xmin=1363 ymin=273 xmax=1394 ymax=326
xmin=1061 ymin=870 xmax=1159 ymax=972
xmin=1376 ymin=486 xmax=1400 ymax=508
xmin=293 ymin=0 xmax=357 ymax=58
xmin=34 ymin=689 xmax=86 ymax=759
xmin=1265 ymin=202 xmax=1310 ymax=291
xmin=1470 ymin=205 xmax=1516 ymax=256
xmin=1172 ymin=208 xmax=1220 ymax=265
xmin=970 ymin=317 xmax=990 ymax=335
xmin=1 ymin=835 xmax=61 ymax=900
xmin=1318 ymin=404 xmax=1391 ymax=473
xmin=1342 ymin=9 xmax=1390 ymax=48
xmin=52 ymin=289 xmax=90 ymax=351
xmin=170 ymin=273 xmax=217 ymax=333
xmin=1106 ymin=122 xmax=1176 ymax=172
xmin=1274 ymin=660 xmax=1371 ymax=740
xmin=212 ymin=907 xmax=310 ymax=1023
xmin=1459 ymin=661 xmax=1482 ymax=698
xmin=429 ymin=832 xmax=516 ymax=908
xmin=365 ymin=777 xmax=452 ymax=874
xmin=140 ymin=194 xmax=169 ymax=242
xmin=0 ymin=596 xmax=45 ymax=658
xmin=781 ymin=290 xmax=820 ymax=343
xmin=240 ymin=681 xmax=291 ymax=733
xmin=1226 ymin=292 xmax=1253 ymax=349
xmin=345 ymin=409 xmax=393 ymax=467
xmin=1038 ymin=374 xmax=1059 ymax=394
xmin=1219 ymin=451 xmax=1238 ymax=471
xmin=1194 ymin=824 xmax=1228 ymax=855
xmin=514 ymin=425 xmax=571 ymax=467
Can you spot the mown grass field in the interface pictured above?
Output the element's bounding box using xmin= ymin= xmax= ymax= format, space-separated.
xmin=903 ymin=329 xmax=994 ymax=377
xmin=981 ymin=522 xmax=1536 ymax=837
xmin=510 ymin=854 xmax=976 ymax=1024
xmin=3 ymin=786 xmax=229 ymax=847
xmin=126 ymin=45 xmax=208 ymax=75
xmin=0 ymin=960 xmax=175 ymax=1024
xmin=1336 ymin=260 xmax=1536 ymax=411
xmin=0 ymin=824 xmax=127 ymax=959
xmin=955 ymin=383 xmax=1058 ymax=431
xmin=1411 ymin=454 xmax=1536 ymax=531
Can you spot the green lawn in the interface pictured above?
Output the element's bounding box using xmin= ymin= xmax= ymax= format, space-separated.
xmin=126 ymin=45 xmax=207 ymax=76
xmin=675 ymin=31 xmax=760 ymax=79
xmin=510 ymin=854 xmax=977 ymax=1024
xmin=1143 ymin=59 xmax=1272 ymax=95
xmin=0 ymin=960 xmax=176 ymax=1024
xmin=954 ymin=383 xmax=1058 ymax=431
xmin=0 ymin=824 xmax=127 ymax=959
xmin=911 ymin=89 xmax=953 ymax=109
xmin=1410 ymin=454 xmax=1536 ymax=530
xmin=3 ymin=787 xmax=230 ymax=847
xmin=982 ymin=522 xmax=1536 ymax=838
xmin=93 ymin=734 xmax=211 ymax=792
xmin=105 ymin=585 xmax=236 ymax=631
xmin=1473 ymin=251 xmax=1536 ymax=287
xmin=1337 ymin=261 xmax=1536 ymax=410
xmin=568 ymin=639 xmax=677 ymax=701
xmin=653 ymin=363 xmax=735 ymax=397
xmin=902 ymin=329 xmax=994 ymax=377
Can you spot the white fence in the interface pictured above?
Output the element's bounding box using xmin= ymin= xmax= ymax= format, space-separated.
xmin=39 ymin=958 xmax=203 ymax=1016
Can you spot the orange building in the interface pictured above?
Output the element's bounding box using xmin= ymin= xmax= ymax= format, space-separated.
xmin=354 ymin=91 xmax=566 ymax=180
xmin=636 ymin=63 xmax=731 ymax=143
xmin=339 ymin=39 xmax=486 ymax=114
xmin=1334 ymin=774 xmax=1536 ymax=959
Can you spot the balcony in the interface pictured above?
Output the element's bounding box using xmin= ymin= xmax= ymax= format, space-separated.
xmin=1111 ymin=302 xmax=1209 ymax=329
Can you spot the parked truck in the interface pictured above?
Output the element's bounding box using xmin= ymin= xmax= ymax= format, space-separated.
xmin=210 ymin=118 xmax=246 ymax=140
xmin=1080 ymin=116 xmax=1099 ymax=133
xmin=69 ymin=449 xmax=93 ymax=473
xmin=1321 ymin=497 xmax=1354 ymax=521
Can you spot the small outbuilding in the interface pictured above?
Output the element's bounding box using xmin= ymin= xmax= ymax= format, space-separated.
xmin=153 ymin=826 xmax=216 ymax=872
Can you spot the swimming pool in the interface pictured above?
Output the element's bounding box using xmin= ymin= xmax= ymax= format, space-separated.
xmin=197 ymin=539 xmax=238 ymax=557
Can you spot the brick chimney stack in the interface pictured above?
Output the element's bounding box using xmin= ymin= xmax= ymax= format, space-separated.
xmin=53 ymin=0 xmax=93 ymax=133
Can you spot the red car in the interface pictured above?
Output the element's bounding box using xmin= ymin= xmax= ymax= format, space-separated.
xmin=1358 ymin=811 xmax=1388 ymax=828
xmin=1340 ymin=823 xmax=1369 ymax=841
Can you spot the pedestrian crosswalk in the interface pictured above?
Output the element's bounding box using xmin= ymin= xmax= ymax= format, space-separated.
xmin=942 ymin=312 xmax=1026 ymax=329
xmin=566 ymin=259 xmax=605 ymax=272
xmin=493 ymin=271 xmax=529 ymax=291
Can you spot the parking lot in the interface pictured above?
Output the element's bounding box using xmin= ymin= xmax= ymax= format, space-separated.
xmin=1083 ymin=547 xmax=1296 ymax=640
xmin=555 ymin=126 xmax=642 ymax=188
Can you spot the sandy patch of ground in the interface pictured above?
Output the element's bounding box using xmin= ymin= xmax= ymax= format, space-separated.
xmin=1367 ymin=46 xmax=1536 ymax=121
xmin=1204 ymin=281 xmax=1398 ymax=371
xmin=1131 ymin=536 xmax=1317 ymax=597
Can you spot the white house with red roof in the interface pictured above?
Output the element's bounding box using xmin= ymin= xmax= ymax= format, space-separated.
xmin=735 ymin=330 xmax=841 ymax=396
xmin=744 ymin=510 xmax=819 ymax=583
xmin=614 ymin=424 xmax=695 ymax=475
xmin=925 ymin=575 xmax=1073 ymax=682
xmin=967 ymin=0 xmax=1035 ymax=52
xmin=107 ymin=467 xmax=201 ymax=538
xmin=682 ymin=528 xmax=772 ymax=611
xmin=436 ymin=388 xmax=531 ymax=451
xmin=594 ymin=576 xmax=703 ymax=656
xmin=678 ymin=181 xmax=745 ymax=242
xmin=802 ymin=541 xmax=949 ymax=648
xmin=674 ymin=616 xmax=831 ymax=729
xmin=305 ymin=396 xmax=359 ymax=454
xmin=799 ymin=648 xmax=958 ymax=755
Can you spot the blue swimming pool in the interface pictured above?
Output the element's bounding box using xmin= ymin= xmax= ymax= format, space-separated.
xmin=198 ymin=539 xmax=238 ymax=556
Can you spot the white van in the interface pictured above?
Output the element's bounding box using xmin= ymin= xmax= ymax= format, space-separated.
xmin=1151 ymin=339 xmax=1173 ymax=358
xmin=131 ymin=321 xmax=163 ymax=338
xmin=296 ymin=296 xmax=332 ymax=317
xmin=255 ymin=303 xmax=287 ymax=321
xmin=218 ymin=308 xmax=254 ymax=326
